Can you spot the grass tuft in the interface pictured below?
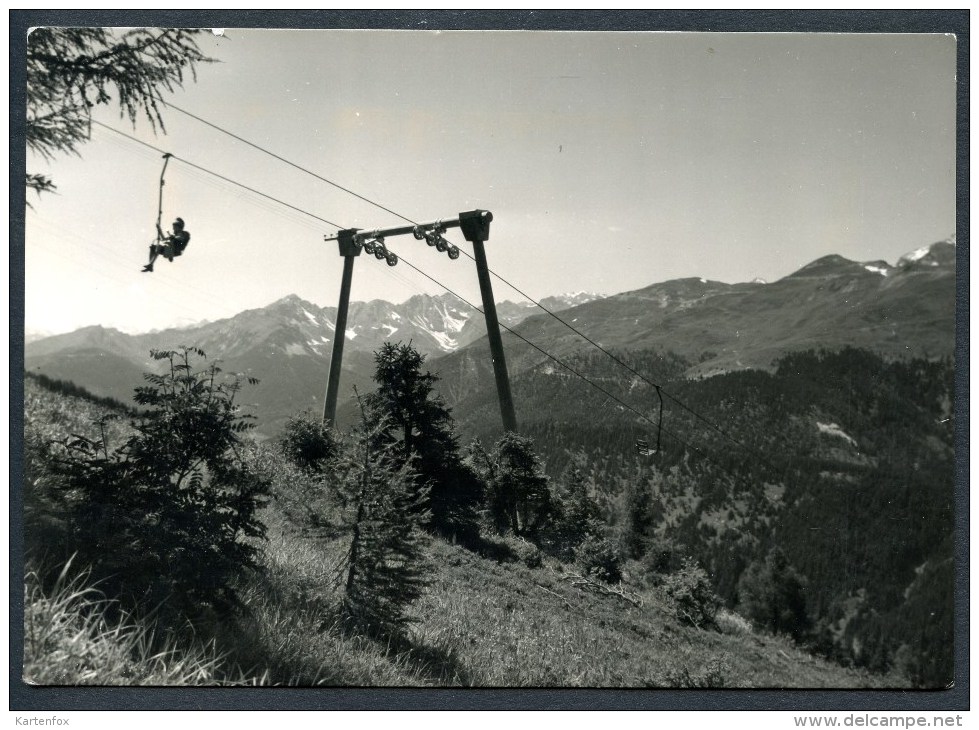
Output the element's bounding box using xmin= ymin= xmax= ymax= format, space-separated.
xmin=23 ymin=560 xmax=236 ymax=685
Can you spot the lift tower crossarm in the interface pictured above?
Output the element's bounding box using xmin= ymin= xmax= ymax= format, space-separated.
xmin=323 ymin=216 xmax=464 ymax=243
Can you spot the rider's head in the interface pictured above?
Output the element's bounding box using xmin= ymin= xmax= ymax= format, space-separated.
xmin=173 ymin=217 xmax=185 ymax=230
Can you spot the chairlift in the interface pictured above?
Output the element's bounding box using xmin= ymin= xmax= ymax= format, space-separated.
xmin=636 ymin=385 xmax=664 ymax=458
xmin=140 ymin=152 xmax=190 ymax=272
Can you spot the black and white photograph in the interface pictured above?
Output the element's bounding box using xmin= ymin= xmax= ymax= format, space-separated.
xmin=16 ymin=15 xmax=962 ymax=707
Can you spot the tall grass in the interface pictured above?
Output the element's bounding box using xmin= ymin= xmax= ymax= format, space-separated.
xmin=23 ymin=517 xmax=902 ymax=688
xmin=202 ymin=519 xmax=431 ymax=686
xmin=23 ymin=561 xmax=243 ymax=686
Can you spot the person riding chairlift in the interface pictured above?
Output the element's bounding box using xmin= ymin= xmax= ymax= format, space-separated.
xmin=142 ymin=218 xmax=190 ymax=272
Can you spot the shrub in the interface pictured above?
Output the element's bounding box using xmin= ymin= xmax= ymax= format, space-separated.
xmin=248 ymin=442 xmax=338 ymax=538
xmin=481 ymin=433 xmax=555 ymax=539
xmin=39 ymin=348 xmax=270 ymax=621
xmin=716 ymin=608 xmax=754 ymax=636
xmin=574 ymin=535 xmax=623 ymax=584
xmin=545 ymin=466 xmax=603 ymax=560
xmin=280 ymin=411 xmax=340 ymax=473
xmin=641 ymin=535 xmax=685 ymax=583
xmin=663 ymin=558 xmax=721 ymax=629
xmin=508 ymin=537 xmax=544 ymax=569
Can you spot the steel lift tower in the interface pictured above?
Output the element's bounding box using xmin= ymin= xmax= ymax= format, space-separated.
xmin=322 ymin=209 xmax=517 ymax=433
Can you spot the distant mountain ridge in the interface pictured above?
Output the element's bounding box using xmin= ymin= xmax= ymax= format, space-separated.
xmin=26 ymin=290 xmax=604 ymax=361
xmin=507 ymin=239 xmax=955 ymax=377
xmin=24 ymin=239 xmax=955 ymax=436
xmin=24 ymin=290 xmax=605 ymax=433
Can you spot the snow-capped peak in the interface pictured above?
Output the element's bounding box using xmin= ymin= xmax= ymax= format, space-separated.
xmin=901 ymin=245 xmax=932 ymax=264
xmin=896 ymin=238 xmax=956 ymax=270
xmin=300 ymin=307 xmax=319 ymax=324
xmin=863 ymin=264 xmax=889 ymax=277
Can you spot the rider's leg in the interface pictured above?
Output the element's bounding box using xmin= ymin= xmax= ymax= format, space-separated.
xmin=142 ymin=244 xmax=159 ymax=272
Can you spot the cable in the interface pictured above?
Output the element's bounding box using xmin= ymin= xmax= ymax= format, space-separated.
xmin=90 ymin=120 xmax=345 ymax=230
xmin=88 ymin=123 xmax=454 ymax=317
xmin=482 ymin=276 xmax=784 ymax=470
xmin=390 ymin=254 xmax=709 ymax=458
xmin=154 ymin=103 xmax=774 ymax=470
xmin=161 ymin=100 xmax=409 ymax=222
xmin=28 ymin=236 xmax=213 ymax=326
xmin=28 ymin=216 xmax=235 ymax=319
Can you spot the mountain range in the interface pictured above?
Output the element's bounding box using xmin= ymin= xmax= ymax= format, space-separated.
xmin=23 ymin=239 xmax=956 ymax=437
xmin=23 ymin=290 xmax=602 ymax=433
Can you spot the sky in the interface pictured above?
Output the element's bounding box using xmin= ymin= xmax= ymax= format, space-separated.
xmin=23 ymin=29 xmax=956 ymax=336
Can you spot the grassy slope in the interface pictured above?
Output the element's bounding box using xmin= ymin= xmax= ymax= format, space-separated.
xmin=227 ymin=508 xmax=896 ymax=688
xmin=22 ymin=376 xmax=899 ymax=688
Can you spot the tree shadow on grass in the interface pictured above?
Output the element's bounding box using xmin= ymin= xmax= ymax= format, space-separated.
xmin=466 ymin=533 xmax=519 ymax=564
xmin=392 ymin=634 xmax=475 ymax=686
xmin=332 ymin=611 xmax=476 ymax=686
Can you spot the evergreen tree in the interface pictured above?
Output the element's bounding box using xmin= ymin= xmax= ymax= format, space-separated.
xmin=364 ymin=342 xmax=483 ymax=542
xmin=549 ymin=465 xmax=603 ymax=559
xmin=482 ymin=433 xmax=555 ymax=538
xmin=561 ymin=466 xmax=602 ymax=539
xmin=339 ymin=410 xmax=430 ymax=639
xmin=26 ymin=27 xmax=214 ymax=198
xmin=621 ymin=474 xmax=658 ymax=559
xmin=894 ymin=556 xmax=954 ymax=688
xmin=737 ymin=547 xmax=812 ymax=641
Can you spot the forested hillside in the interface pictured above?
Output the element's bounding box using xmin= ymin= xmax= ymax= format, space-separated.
xmin=448 ymin=346 xmax=955 ymax=684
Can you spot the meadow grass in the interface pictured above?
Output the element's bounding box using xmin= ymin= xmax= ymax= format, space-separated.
xmin=23 ymin=561 xmax=239 ymax=686
xmin=23 ymin=500 xmax=905 ymax=688
xmin=399 ymin=539 xmax=900 ymax=688
xmin=205 ymin=515 xmax=902 ymax=688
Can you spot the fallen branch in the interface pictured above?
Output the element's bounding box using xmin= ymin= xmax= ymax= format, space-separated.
xmin=559 ymin=572 xmax=644 ymax=608
xmin=534 ymin=582 xmax=573 ymax=609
